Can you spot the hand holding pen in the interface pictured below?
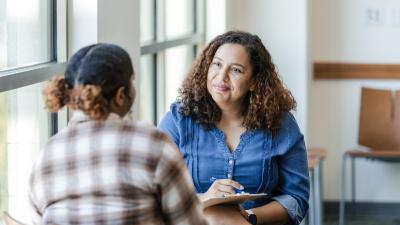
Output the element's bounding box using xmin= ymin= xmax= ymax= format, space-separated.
xmin=201 ymin=177 xmax=244 ymax=200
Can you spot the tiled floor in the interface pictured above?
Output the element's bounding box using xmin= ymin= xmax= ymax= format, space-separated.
xmin=324 ymin=215 xmax=400 ymax=225
xmin=325 ymin=220 xmax=400 ymax=225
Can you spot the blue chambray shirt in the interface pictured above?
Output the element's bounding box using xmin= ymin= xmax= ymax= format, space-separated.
xmin=158 ymin=102 xmax=309 ymax=225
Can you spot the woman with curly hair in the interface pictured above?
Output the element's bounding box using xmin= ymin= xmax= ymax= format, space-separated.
xmin=30 ymin=43 xmax=207 ymax=225
xmin=159 ymin=31 xmax=309 ymax=225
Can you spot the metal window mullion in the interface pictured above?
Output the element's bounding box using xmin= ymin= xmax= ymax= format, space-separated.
xmin=153 ymin=0 xmax=157 ymax=42
xmin=50 ymin=0 xmax=57 ymax=61
xmin=155 ymin=0 xmax=165 ymax=124
xmin=152 ymin=53 xmax=158 ymax=125
xmin=196 ymin=0 xmax=206 ymax=57
xmin=156 ymin=51 xmax=166 ymax=124
xmin=49 ymin=113 xmax=58 ymax=136
xmin=194 ymin=0 xmax=198 ymax=57
xmin=50 ymin=0 xmax=59 ymax=136
xmin=193 ymin=45 xmax=198 ymax=60
xmin=152 ymin=0 xmax=158 ymax=125
xmin=193 ymin=0 xmax=197 ymax=33
xmin=198 ymin=0 xmax=206 ymax=35
xmin=140 ymin=34 xmax=203 ymax=55
xmin=0 ymin=62 xmax=66 ymax=92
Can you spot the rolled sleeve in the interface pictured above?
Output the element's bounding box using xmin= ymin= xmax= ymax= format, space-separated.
xmin=272 ymin=194 xmax=304 ymax=225
xmin=273 ymin=113 xmax=310 ymax=225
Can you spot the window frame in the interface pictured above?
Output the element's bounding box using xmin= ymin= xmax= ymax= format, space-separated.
xmin=139 ymin=0 xmax=205 ymax=125
xmin=0 ymin=0 xmax=67 ymax=136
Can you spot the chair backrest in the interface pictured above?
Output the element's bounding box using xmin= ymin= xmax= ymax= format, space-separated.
xmin=358 ymin=87 xmax=400 ymax=150
xmin=3 ymin=212 xmax=26 ymax=225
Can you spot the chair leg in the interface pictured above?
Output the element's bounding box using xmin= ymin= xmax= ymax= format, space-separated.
xmin=314 ymin=161 xmax=321 ymax=225
xmin=339 ymin=153 xmax=347 ymax=225
xmin=351 ymin=157 xmax=356 ymax=220
xmin=318 ymin=160 xmax=324 ymax=225
xmin=309 ymin=169 xmax=315 ymax=225
xmin=320 ymin=161 xmax=325 ymax=225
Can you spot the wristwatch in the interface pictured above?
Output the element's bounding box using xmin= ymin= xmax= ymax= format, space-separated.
xmin=245 ymin=209 xmax=257 ymax=225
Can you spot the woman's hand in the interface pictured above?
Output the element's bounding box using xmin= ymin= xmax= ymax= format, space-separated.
xmin=200 ymin=179 xmax=244 ymax=201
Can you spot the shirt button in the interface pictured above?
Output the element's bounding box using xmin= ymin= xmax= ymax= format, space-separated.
xmin=227 ymin=173 xmax=232 ymax=178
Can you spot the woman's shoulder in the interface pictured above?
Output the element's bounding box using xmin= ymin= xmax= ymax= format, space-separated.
xmin=158 ymin=102 xmax=202 ymax=145
xmin=280 ymin=112 xmax=301 ymax=134
xmin=160 ymin=102 xmax=191 ymax=125
xmin=168 ymin=101 xmax=184 ymax=118
xmin=272 ymin=112 xmax=304 ymax=151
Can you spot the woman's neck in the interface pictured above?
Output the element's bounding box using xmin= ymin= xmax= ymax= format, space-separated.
xmin=218 ymin=106 xmax=244 ymax=128
xmin=217 ymin=107 xmax=247 ymax=152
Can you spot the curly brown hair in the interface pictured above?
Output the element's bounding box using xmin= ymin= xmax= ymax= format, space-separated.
xmin=43 ymin=43 xmax=134 ymax=120
xmin=179 ymin=30 xmax=296 ymax=132
xmin=43 ymin=76 xmax=110 ymax=120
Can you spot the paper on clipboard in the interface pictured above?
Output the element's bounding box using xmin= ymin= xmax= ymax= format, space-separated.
xmin=201 ymin=193 xmax=268 ymax=208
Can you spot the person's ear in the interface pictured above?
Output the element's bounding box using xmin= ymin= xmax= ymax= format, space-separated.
xmin=114 ymin=87 xmax=126 ymax=107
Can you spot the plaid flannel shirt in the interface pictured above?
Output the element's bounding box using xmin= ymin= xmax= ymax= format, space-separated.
xmin=29 ymin=111 xmax=207 ymax=225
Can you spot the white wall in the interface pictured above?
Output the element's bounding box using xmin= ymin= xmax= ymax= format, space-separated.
xmin=68 ymin=0 xmax=140 ymax=115
xmin=206 ymin=0 xmax=227 ymax=42
xmin=68 ymin=0 xmax=139 ymax=63
xmin=68 ymin=0 xmax=98 ymax=55
xmin=226 ymin=0 xmax=400 ymax=203
xmin=226 ymin=0 xmax=309 ymax=136
xmin=309 ymin=0 xmax=400 ymax=202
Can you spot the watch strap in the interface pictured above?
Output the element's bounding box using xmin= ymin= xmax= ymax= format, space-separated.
xmin=245 ymin=209 xmax=257 ymax=225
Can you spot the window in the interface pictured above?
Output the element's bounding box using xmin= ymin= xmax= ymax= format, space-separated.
xmin=138 ymin=55 xmax=156 ymax=124
xmin=0 ymin=82 xmax=49 ymax=222
xmin=164 ymin=45 xmax=194 ymax=109
xmin=0 ymin=0 xmax=67 ymax=222
xmin=0 ymin=0 xmax=52 ymax=71
xmin=165 ymin=0 xmax=194 ymax=39
xmin=138 ymin=0 xmax=205 ymax=125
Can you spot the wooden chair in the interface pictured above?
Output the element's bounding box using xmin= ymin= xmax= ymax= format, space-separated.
xmin=3 ymin=212 xmax=26 ymax=225
xmin=338 ymin=88 xmax=400 ymax=225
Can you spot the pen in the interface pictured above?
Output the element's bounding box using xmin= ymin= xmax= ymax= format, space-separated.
xmin=234 ymin=186 xmax=245 ymax=194
xmin=210 ymin=176 xmax=245 ymax=194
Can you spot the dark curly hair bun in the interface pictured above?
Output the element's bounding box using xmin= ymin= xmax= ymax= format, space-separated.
xmin=43 ymin=76 xmax=70 ymax=112
xmin=69 ymin=85 xmax=109 ymax=120
xmin=42 ymin=43 xmax=134 ymax=120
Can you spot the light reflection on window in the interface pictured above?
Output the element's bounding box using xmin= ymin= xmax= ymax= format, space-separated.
xmin=0 ymin=0 xmax=51 ymax=71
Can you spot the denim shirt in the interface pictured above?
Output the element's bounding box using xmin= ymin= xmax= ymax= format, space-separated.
xmin=158 ymin=102 xmax=309 ymax=225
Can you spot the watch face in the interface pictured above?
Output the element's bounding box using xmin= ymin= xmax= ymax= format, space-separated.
xmin=248 ymin=214 xmax=257 ymax=225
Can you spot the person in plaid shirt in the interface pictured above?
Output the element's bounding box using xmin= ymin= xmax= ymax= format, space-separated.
xmin=29 ymin=43 xmax=207 ymax=225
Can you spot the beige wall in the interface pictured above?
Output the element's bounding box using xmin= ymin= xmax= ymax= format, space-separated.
xmin=226 ymin=0 xmax=309 ymax=136
xmin=226 ymin=0 xmax=400 ymax=202
xmin=309 ymin=0 xmax=400 ymax=201
xmin=68 ymin=0 xmax=140 ymax=116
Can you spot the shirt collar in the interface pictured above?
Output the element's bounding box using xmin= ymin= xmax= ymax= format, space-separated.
xmin=68 ymin=110 xmax=124 ymax=125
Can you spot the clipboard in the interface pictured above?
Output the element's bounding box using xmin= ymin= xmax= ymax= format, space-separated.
xmin=201 ymin=193 xmax=268 ymax=208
